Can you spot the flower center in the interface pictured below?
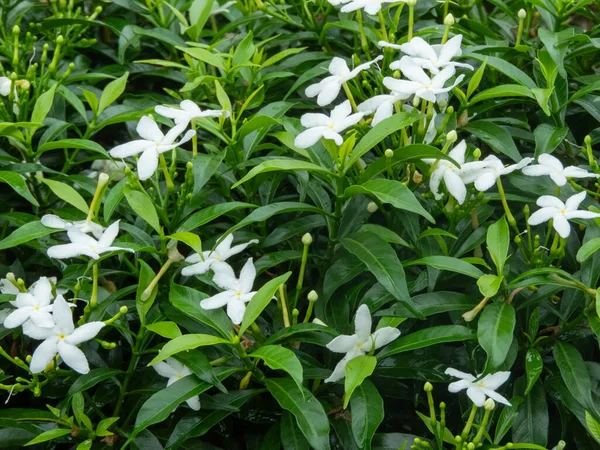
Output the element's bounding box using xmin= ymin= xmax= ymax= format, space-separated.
xmin=215 ymin=255 xmax=221 ymax=261
xmin=34 ymin=305 xmax=40 ymax=311
xmin=424 ymin=84 xmax=431 ymax=89
xmin=58 ymin=333 xmax=66 ymax=340
xmin=560 ymin=209 xmax=566 ymax=215
xmin=476 ymin=382 xmax=485 ymax=387
xmin=235 ymin=290 xmax=242 ymax=297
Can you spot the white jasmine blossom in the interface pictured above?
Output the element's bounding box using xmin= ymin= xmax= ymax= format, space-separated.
xmin=155 ymin=100 xmax=230 ymax=129
xmin=340 ymin=0 xmax=404 ymax=15
xmin=153 ymin=358 xmax=201 ymax=410
xmin=0 ymin=278 xmax=19 ymax=295
xmin=305 ymin=56 xmax=383 ymax=106
xmin=380 ymin=36 xmax=474 ymax=74
xmin=445 ymin=368 xmax=511 ymax=407
xmin=109 ymin=116 xmax=195 ymax=180
xmin=294 ymin=100 xmax=364 ymax=149
xmin=3 ymin=277 xmax=55 ymax=330
xmin=522 ymin=154 xmax=600 ymax=186
xmin=29 ymin=296 xmax=105 ymax=374
xmin=527 ymin=191 xmax=600 ymax=239
xmin=358 ymin=92 xmax=411 ymax=126
xmin=423 ymin=140 xmax=488 ymax=204
xmin=325 ymin=304 xmax=400 ymax=383
xmin=383 ymin=56 xmax=464 ymax=104
xmin=0 ymin=77 xmax=14 ymax=97
xmin=41 ymin=214 xmax=104 ymax=239
xmin=461 ymin=155 xmax=533 ymax=192
xmin=182 ymin=234 xmax=258 ymax=276
xmin=47 ymin=220 xmax=133 ymax=260
xmin=200 ymin=258 xmax=257 ymax=325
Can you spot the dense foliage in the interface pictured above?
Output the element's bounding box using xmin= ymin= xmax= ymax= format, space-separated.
xmin=1 ymin=0 xmax=600 ymax=449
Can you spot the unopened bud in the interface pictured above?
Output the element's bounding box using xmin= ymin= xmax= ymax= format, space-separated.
xmin=552 ymin=441 xmax=566 ymax=450
xmin=518 ymin=8 xmax=527 ymax=19
xmin=98 ymin=172 xmax=109 ymax=187
xmin=168 ymin=243 xmax=184 ymax=262
xmin=308 ymin=290 xmax=318 ymax=302
xmin=446 ymin=130 xmax=457 ymax=143
xmin=424 ymin=382 xmax=433 ymax=392
xmin=12 ymin=25 xmax=20 ymax=35
xmin=5 ymin=272 xmax=16 ymax=284
xmin=407 ymin=0 xmax=417 ymax=6
xmin=56 ymin=35 xmax=64 ymax=45
xmin=26 ymin=354 xmax=32 ymax=363
xmin=186 ymin=161 xmax=193 ymax=170
xmin=302 ymin=233 xmax=312 ymax=245
xmin=239 ymin=370 xmax=252 ymax=389
xmin=446 ymin=105 xmax=454 ymax=114
xmin=484 ymin=398 xmax=496 ymax=410
xmin=584 ymin=135 xmax=592 ymax=146
xmin=385 ymin=149 xmax=394 ymax=158
xmin=473 ymin=148 xmax=481 ymax=160
xmin=467 ymin=444 xmax=475 ymax=450
xmin=444 ymin=13 xmax=455 ymax=26
xmin=393 ymin=70 xmax=401 ymax=79
xmin=367 ymin=202 xmax=378 ymax=213
xmin=119 ymin=306 xmax=128 ymax=314
xmin=312 ymin=318 xmax=327 ymax=326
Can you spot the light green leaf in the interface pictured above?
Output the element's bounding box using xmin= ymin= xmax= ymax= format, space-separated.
xmin=350 ymin=379 xmax=383 ymax=450
xmin=167 ymin=231 xmax=202 ymax=255
xmin=344 ymin=355 xmax=377 ymax=408
xmin=30 ymin=85 xmax=57 ymax=133
xmin=25 ymin=428 xmax=71 ymax=446
xmin=477 ymin=274 xmax=504 ymax=297
xmin=585 ymin=411 xmax=600 ymax=444
xmin=233 ymin=160 xmax=331 ymax=189
xmin=404 ymin=256 xmax=484 ymax=279
xmin=576 ymin=237 xmax=600 ymax=262
xmin=487 ymin=216 xmax=509 ymax=274
xmin=478 ymin=302 xmax=516 ymax=371
xmin=136 ymin=260 xmax=156 ymax=326
xmin=124 ymin=189 xmax=161 ymax=235
xmin=0 ymin=172 xmax=39 ymax=205
xmin=465 ymin=121 xmax=521 ymax=162
xmin=146 ymin=321 xmax=182 ymax=339
xmin=149 ymin=334 xmax=231 ymax=365
xmin=251 ymin=345 xmax=303 ymax=393
xmin=467 ymin=57 xmax=487 ymax=99
xmin=0 ymin=220 xmax=55 ymax=250
xmin=179 ymin=46 xmax=224 ymax=70
xmin=37 ymin=177 xmax=88 ymax=213
xmin=98 ymin=72 xmax=129 ymax=115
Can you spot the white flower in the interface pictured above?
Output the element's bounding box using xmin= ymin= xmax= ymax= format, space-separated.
xmin=340 ymin=0 xmax=404 ymax=15
xmin=306 ymin=56 xmax=383 ymax=106
xmin=47 ymin=220 xmax=133 ymax=260
xmin=200 ymin=258 xmax=257 ymax=325
xmin=29 ymin=296 xmax=105 ymax=374
xmin=423 ymin=140 xmax=488 ymax=204
xmin=41 ymin=214 xmax=104 ymax=239
xmin=88 ymin=160 xmax=128 ymax=181
xmin=325 ymin=304 xmax=400 ymax=383
xmin=0 ymin=76 xmax=17 ymax=98
xmin=294 ymin=100 xmax=364 ymax=149
xmin=211 ymin=0 xmax=236 ymax=14
xmin=383 ymin=56 xmax=464 ymax=104
xmin=461 ymin=155 xmax=533 ymax=192
xmin=109 ymin=116 xmax=195 ymax=180
xmin=358 ymin=92 xmax=411 ymax=127
xmin=528 ymin=191 xmax=600 ymax=239
xmin=445 ymin=368 xmax=511 ymax=407
xmin=182 ymin=234 xmax=258 ymax=276
xmin=155 ymin=100 xmax=230 ymax=129
xmin=0 ymin=278 xmax=19 ymax=294
xmin=3 ymin=277 xmax=55 ymax=330
xmin=522 ymin=154 xmax=600 ymax=186
xmin=380 ymin=36 xmax=474 ymax=74
xmin=153 ymin=357 xmax=201 ymax=411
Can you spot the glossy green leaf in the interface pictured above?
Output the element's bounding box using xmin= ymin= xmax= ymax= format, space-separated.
xmin=585 ymin=411 xmax=600 ymax=444
xmin=146 ymin=321 xmax=182 ymax=339
xmin=37 ymin=177 xmax=88 ymax=213
xmin=350 ymin=379 xmax=384 ymax=450
xmin=136 ymin=260 xmax=156 ymax=326
xmin=167 ymin=231 xmax=202 ymax=255
xmin=344 ymin=355 xmax=377 ymax=408
xmin=486 ymin=216 xmax=509 ymax=273
xmin=251 ymin=345 xmax=303 ymax=392
xmin=178 ymin=202 xmax=256 ymax=232
xmin=0 ymin=220 xmax=55 ymax=250
xmin=525 ymin=348 xmax=543 ymax=395
xmin=0 ymin=172 xmax=39 ymax=206
xmin=149 ymin=334 xmax=231 ymax=365
xmin=465 ymin=121 xmax=521 ymax=162
xmin=232 ymin=160 xmax=331 ymax=189
xmin=477 ymin=274 xmax=504 ymax=297
xmin=98 ymin=72 xmax=129 ymax=115
xmin=553 ymin=342 xmax=594 ymax=411
xmin=125 ymin=189 xmax=161 ymax=235
xmin=24 ymin=428 xmax=71 ymax=446
xmin=576 ymin=237 xmax=600 ymax=262
xmin=405 ymin=256 xmax=484 ymax=279
xmin=478 ymin=302 xmax=516 ymax=371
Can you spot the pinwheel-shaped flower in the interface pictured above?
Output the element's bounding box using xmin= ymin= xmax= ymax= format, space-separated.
xmin=383 ymin=56 xmax=464 ymax=103
xmin=29 ymin=296 xmax=105 ymax=374
xmin=339 ymin=0 xmax=403 ymax=15
xmin=47 ymin=220 xmax=132 ymax=260
xmin=522 ymin=154 xmax=599 ymax=186
xmin=41 ymin=214 xmax=104 ymax=239
xmin=445 ymin=368 xmax=511 ymax=406
xmin=528 ymin=191 xmax=600 ymax=238
xmin=325 ymin=304 xmax=400 ymax=383
xmin=358 ymin=91 xmax=411 ymax=126
xmin=294 ymin=100 xmax=364 ymax=149
xmin=461 ymin=155 xmax=533 ymax=192
xmin=182 ymin=234 xmax=258 ymax=276
xmin=153 ymin=358 xmax=201 ymax=410
xmin=381 ymin=36 xmax=473 ymax=74
xmin=155 ymin=100 xmax=229 ymax=128
xmin=200 ymin=258 xmax=257 ymax=325
xmin=306 ymin=56 xmax=383 ymax=106
xmin=3 ymin=277 xmax=55 ymax=330
xmin=109 ymin=116 xmax=195 ymax=180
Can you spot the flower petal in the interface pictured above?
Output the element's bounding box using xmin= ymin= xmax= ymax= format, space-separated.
xmin=300 ymin=113 xmax=331 ymax=128
xmin=536 ymin=195 xmax=564 ymax=209
xmin=552 ymin=214 xmax=571 ymax=239
xmin=30 ymin=310 xmax=55 ymax=328
xmin=448 ymin=140 xmax=467 ymax=165
xmin=448 ymin=379 xmax=472 ymax=393
xmin=154 ymin=361 xmax=179 ymax=379
xmin=565 ymin=191 xmax=587 ymax=211
xmin=372 ymin=327 xmax=401 ymax=349
xmin=401 ymin=37 xmax=437 ymax=60
xmin=473 ymin=171 xmax=497 ymax=192
xmin=326 ymin=334 xmax=361 ymax=353
xmin=564 ymin=210 xmax=600 ymax=220
xmin=185 ymin=395 xmax=201 ymax=411
xmin=445 ymin=368 xmax=475 ymax=381
xmin=334 ymin=112 xmax=364 ymax=132
xmin=65 ymin=322 xmax=105 ymax=345
xmin=538 ymin=154 xmax=563 ymax=171
xmin=480 ymin=371 xmax=511 ymax=390
xmin=98 ymin=220 xmax=120 ymax=249
xmin=41 ymin=214 xmax=67 ymax=229
xmin=181 ymin=260 xmax=213 ymax=276
xmin=443 ymin=169 xmax=467 ymax=204
xmin=330 ymin=100 xmax=353 ymax=123
xmin=224 ymin=239 xmax=259 ymax=259
xmin=137 ymin=116 xmax=164 ymax=142
xmin=522 ymin=164 xmax=553 ymax=177
xmin=437 ymin=35 xmax=463 ymax=64
xmin=562 ymin=166 xmax=598 ymax=179
xmin=226 ymin=298 xmax=246 ymax=325
xmin=137 ymin=147 xmax=160 ymax=181
xmin=317 ymin=81 xmax=342 ymax=106
xmin=239 ymin=258 xmax=256 ymax=293
xmin=3 ymin=307 xmax=33 ymax=329
xmin=212 ymin=263 xmax=237 ymax=290
xmin=483 ymin=388 xmax=512 ymax=406
xmin=200 ymin=291 xmax=234 ymax=310
xmin=23 ymin=321 xmax=56 ymax=340
xmin=58 ymin=341 xmax=90 ymax=374
xmin=328 ymin=57 xmax=350 ymax=77
xmin=527 ymin=207 xmax=558 ymax=226
xmin=30 ymin=336 xmax=59 ymax=373
xmin=294 ymin=127 xmax=326 ymax=149
xmin=398 ymin=56 xmax=431 ymax=85
xmin=110 ymin=140 xmax=152 ymax=158
xmin=52 ymin=296 xmax=75 ymax=334
xmin=322 ymin=129 xmax=344 ymax=146
xmin=549 ymin=172 xmax=567 ymax=186
xmin=354 ymin=304 xmax=372 ymax=342
xmin=48 ymin=243 xmax=92 ymax=260
xmin=466 ymin=386 xmax=486 ymax=407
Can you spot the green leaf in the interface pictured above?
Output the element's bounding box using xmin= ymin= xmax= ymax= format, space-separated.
xmin=577 ymin=237 xmax=600 ymax=262
xmin=232 ymin=160 xmax=331 ymax=189
xmin=124 ymin=189 xmax=161 ymax=235
xmin=81 ymin=89 xmax=99 ymax=114
xmin=146 ymin=321 xmax=182 ymax=339
xmin=533 ymin=123 xmax=568 ymax=157
xmin=478 ymin=302 xmax=516 ymax=371
xmin=251 ymin=345 xmax=303 ymax=393
xmin=525 ymin=348 xmax=543 ymax=395
xmin=67 ymin=368 xmax=123 ymax=397
xmin=167 ymin=231 xmax=202 ymax=255
xmin=347 ymin=111 xmax=422 ymax=169
xmin=239 ymin=272 xmax=291 ymax=336
xmin=282 ymin=410 xmax=310 ymax=450
xmin=350 ymin=379 xmax=384 ymax=450
xmin=465 ymin=121 xmax=521 ymax=162
xmin=30 ymin=85 xmax=57 ymax=133
xmin=136 ymin=260 xmax=156 ymax=326
xmin=178 ymin=202 xmax=256 ymax=232
xmin=464 ymin=53 xmax=536 ymax=89
xmin=341 ymin=232 xmax=420 ymax=318
xmin=467 ymin=57 xmax=487 ymax=99
xmin=185 ymin=0 xmax=215 ymax=41
xmin=233 ymin=31 xmax=255 ymax=66
xmin=345 ymin=179 xmax=434 ymax=222
xmin=179 ymin=46 xmax=224 ymax=70
xmin=377 ymin=325 xmax=476 ymax=359
xmin=0 ymin=220 xmax=55 ymax=250
xmin=487 ymin=216 xmax=509 ymax=274
xmin=404 ymin=256 xmax=484 ymax=279
xmin=175 ymin=350 xmax=227 ymax=394
xmin=0 ymin=172 xmax=39 ymax=205
xmin=24 ymin=428 xmax=71 ymax=446
xmin=585 ymin=411 xmax=600 ymax=444
xmin=553 ymin=342 xmax=594 ymax=411
xmin=512 ymin=381 xmax=548 ymax=446
xmin=37 ymin=177 xmax=88 ymax=213
xmin=493 ymin=397 xmax=523 ymax=444
xmin=38 ymin=138 xmax=109 ymax=157
xmin=344 ymin=355 xmax=377 ymax=408
xmin=477 ymin=274 xmax=504 ymax=297
xmin=469 ymin=84 xmax=534 ymax=104
xmin=149 ymin=334 xmax=231 ymax=365
xmin=265 ymin=378 xmax=331 ymax=450
xmin=98 ymin=72 xmax=129 ymax=116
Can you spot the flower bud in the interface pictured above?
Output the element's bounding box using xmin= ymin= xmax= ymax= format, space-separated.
xmin=552 ymin=441 xmax=566 ymax=450
xmin=168 ymin=243 xmax=184 ymax=262
xmin=312 ymin=318 xmax=327 ymax=326
xmin=119 ymin=306 xmax=128 ymax=314
xmin=393 ymin=70 xmax=401 ymax=79
xmin=457 ymin=110 xmax=469 ymax=127
xmin=12 ymin=25 xmax=20 ymax=36
xmin=584 ymin=135 xmax=592 ymax=146
xmin=26 ymin=354 xmax=32 ymax=363
xmin=302 ymin=233 xmax=313 ymax=245
xmin=446 ymin=130 xmax=457 ymax=143
xmin=407 ymin=0 xmax=417 ymax=6
xmin=484 ymin=398 xmax=496 ymax=410
xmin=308 ymin=290 xmax=319 ymax=302
xmin=467 ymin=444 xmax=475 ymax=450
xmin=98 ymin=172 xmax=109 ymax=187
xmin=518 ymin=8 xmax=527 ymax=19
xmin=186 ymin=161 xmax=193 ymax=170
xmin=444 ymin=13 xmax=455 ymax=26
xmin=367 ymin=202 xmax=378 ymax=213
xmin=424 ymin=382 xmax=433 ymax=392
xmin=5 ymin=272 xmax=16 ymax=284
xmin=385 ymin=148 xmax=394 ymax=158
xmin=472 ymin=148 xmax=481 ymax=160
xmin=239 ymin=370 xmax=252 ymax=389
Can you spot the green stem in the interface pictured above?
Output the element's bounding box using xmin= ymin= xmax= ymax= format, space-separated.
xmin=191 ymin=120 xmax=198 ymax=157
xmin=356 ymin=10 xmax=371 ymax=58
xmin=90 ymin=263 xmax=99 ymax=309
xmin=496 ymin=177 xmax=518 ymax=233
xmin=293 ymin=242 xmax=310 ymax=307
xmin=407 ymin=3 xmax=415 ymax=40
xmin=461 ymin=404 xmax=478 ymax=438
xmin=342 ymin=82 xmax=359 ymax=113
xmin=377 ymin=10 xmax=388 ymax=41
